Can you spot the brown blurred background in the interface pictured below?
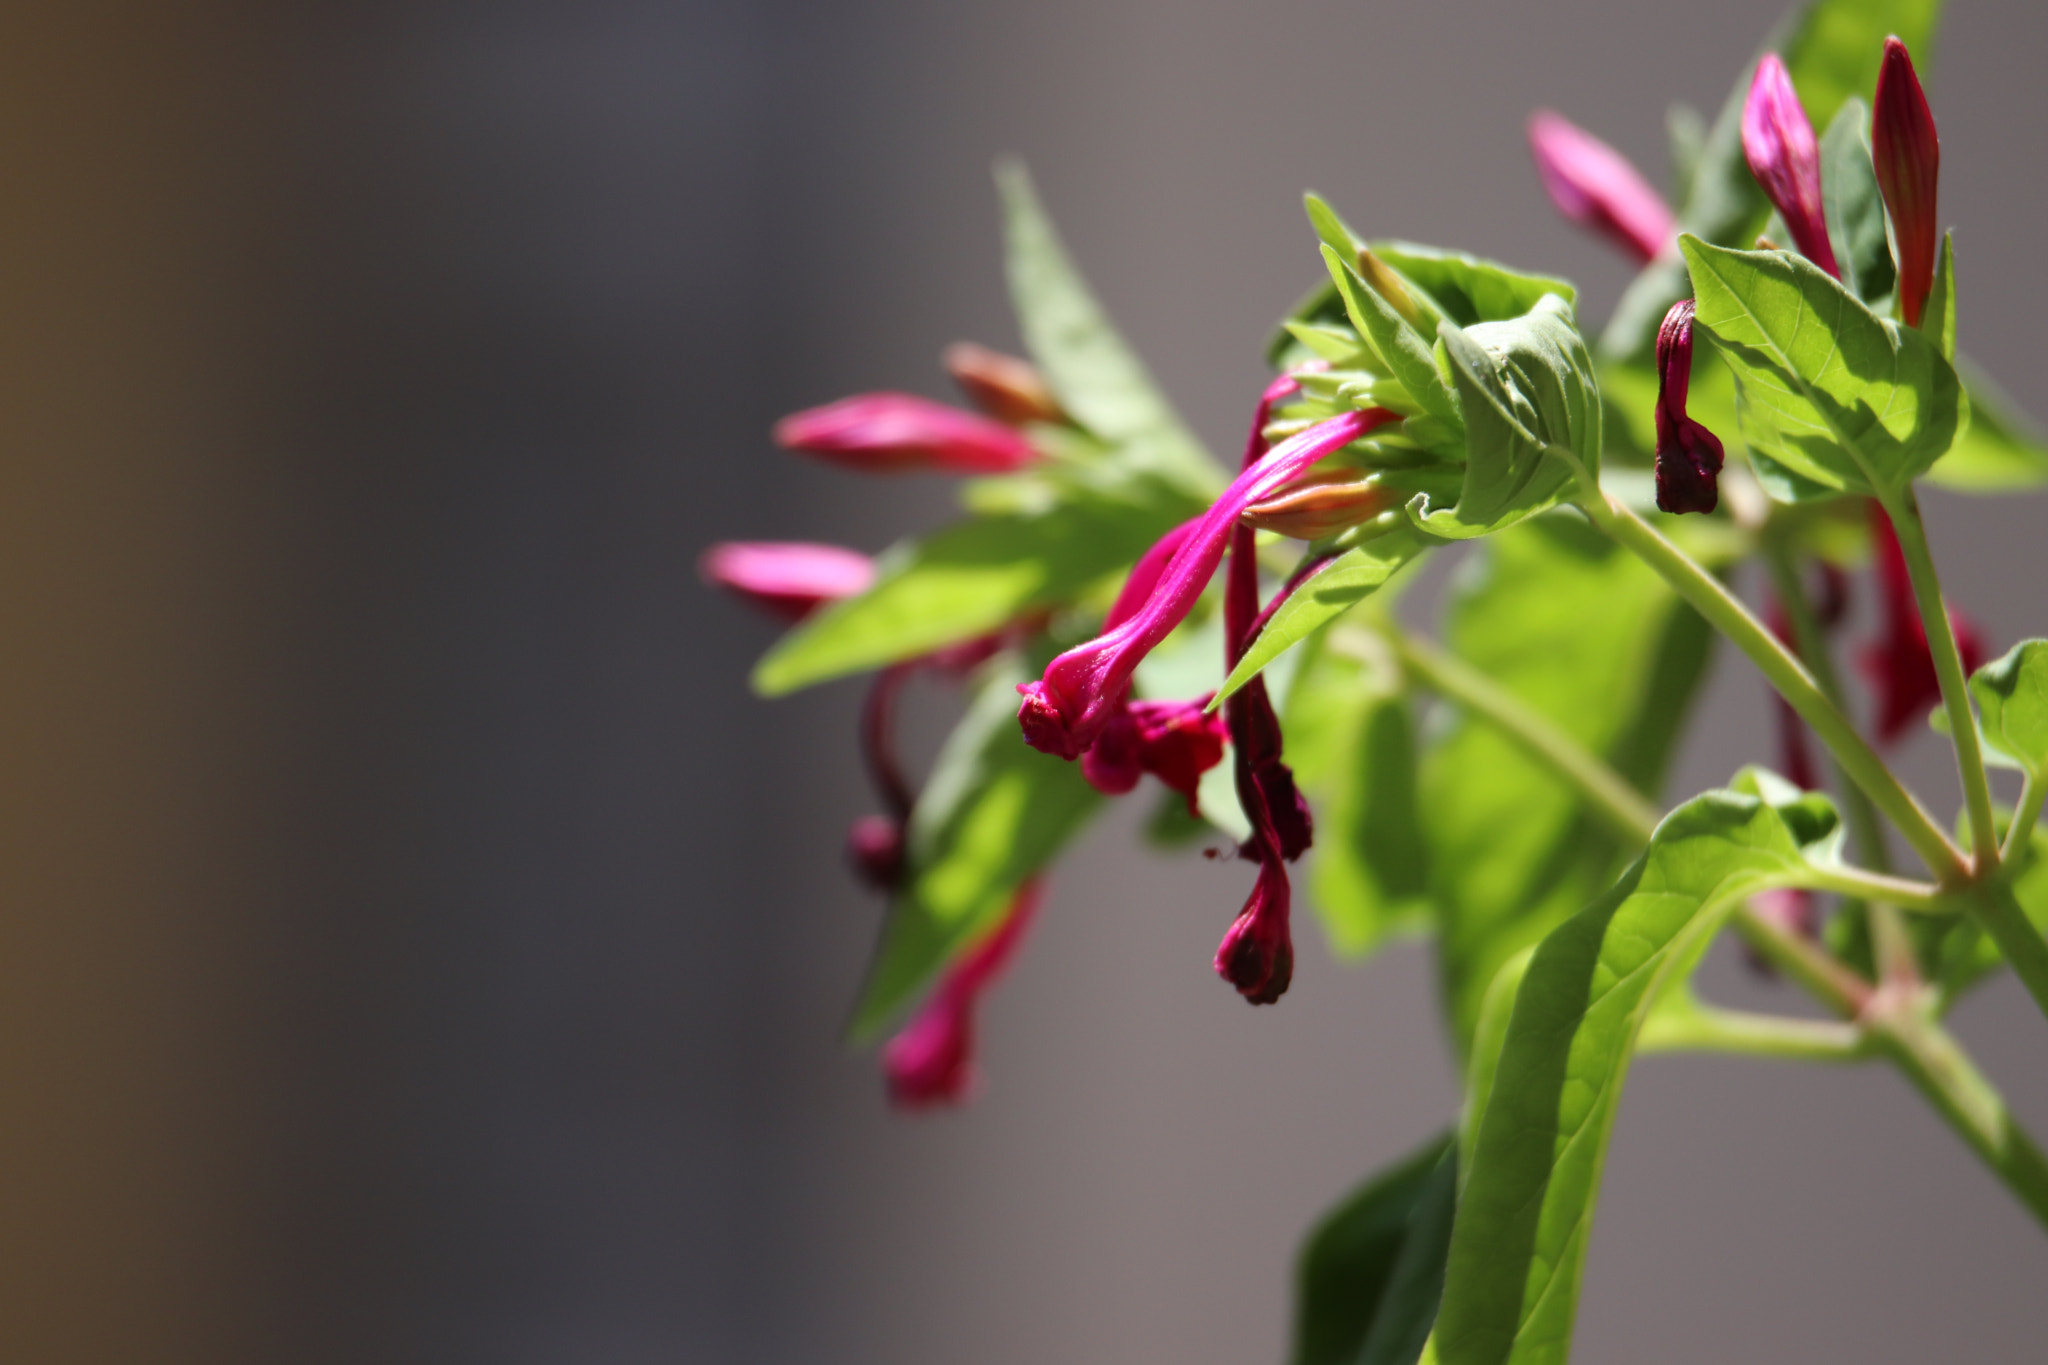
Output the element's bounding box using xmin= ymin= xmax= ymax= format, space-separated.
xmin=0 ymin=1 xmax=2045 ymax=1361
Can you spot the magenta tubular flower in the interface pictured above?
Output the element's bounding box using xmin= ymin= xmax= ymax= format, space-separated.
xmin=1861 ymin=505 xmax=1987 ymax=743
xmin=1080 ymin=695 xmax=1229 ymax=811
xmin=1214 ymin=855 xmax=1293 ymax=1005
xmin=882 ymin=878 xmax=1044 ymax=1108
xmin=701 ymin=541 xmax=875 ymax=621
xmin=774 ymin=392 xmax=1040 ymax=474
xmin=1742 ymin=54 xmax=1839 ymax=278
xmin=1872 ymin=36 xmax=1941 ymax=327
xmin=1653 ymin=301 xmax=1726 ymax=514
xmin=1017 ymin=406 xmax=1390 ymax=758
xmin=1526 ymin=110 xmax=1677 ymax=265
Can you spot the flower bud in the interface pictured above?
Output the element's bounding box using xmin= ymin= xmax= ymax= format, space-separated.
xmin=774 ymin=392 xmax=1039 ymax=474
xmin=943 ymin=342 xmax=1065 ymax=427
xmin=1872 ymin=36 xmax=1940 ymax=327
xmin=1652 ymin=301 xmax=1726 ymax=515
xmin=883 ymin=879 xmax=1043 ymax=1108
xmin=846 ymin=815 xmax=905 ymax=893
xmin=1240 ymin=470 xmax=1393 ymax=540
xmin=1741 ymin=54 xmax=1839 ymax=279
xmin=1526 ymin=110 xmax=1677 ymax=264
xmin=700 ymin=541 xmax=876 ymax=620
xmin=1213 ymin=857 xmax=1293 ymax=1006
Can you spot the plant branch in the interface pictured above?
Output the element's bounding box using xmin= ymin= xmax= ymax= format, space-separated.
xmin=2007 ymin=772 xmax=2046 ymax=865
xmin=1638 ymin=996 xmax=1867 ymax=1062
xmin=1879 ymin=488 xmax=2000 ymax=871
xmin=1579 ymin=490 xmax=1965 ymax=881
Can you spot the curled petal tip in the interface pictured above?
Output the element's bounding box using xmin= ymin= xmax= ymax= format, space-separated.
xmin=1016 ymin=680 xmax=1085 ymax=759
xmin=1652 ymin=301 xmax=1725 ymax=515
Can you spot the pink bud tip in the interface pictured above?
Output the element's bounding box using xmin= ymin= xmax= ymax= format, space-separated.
xmin=1652 ymin=301 xmax=1725 ymax=514
xmin=883 ymin=880 xmax=1044 ymax=1108
xmin=700 ymin=541 xmax=876 ymax=620
xmin=1526 ymin=110 xmax=1677 ymax=265
xmin=1872 ymin=36 xmax=1940 ymax=328
xmin=774 ymin=392 xmax=1040 ymax=474
xmin=1741 ymin=54 xmax=1839 ymax=279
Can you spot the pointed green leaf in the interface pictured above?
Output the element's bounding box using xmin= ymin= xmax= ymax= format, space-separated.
xmin=1372 ymin=243 xmax=1575 ymax=329
xmin=1923 ymin=230 xmax=1957 ymax=361
xmin=1967 ymin=640 xmax=2048 ymax=779
xmin=1293 ymin=1135 xmax=1457 ymax=1365
xmin=996 ymin=160 xmax=1224 ymax=495
xmin=1435 ymin=788 xmax=1840 ymax=1365
xmin=1413 ymin=297 xmax=1597 ymax=540
xmin=1680 ymin=236 xmax=1966 ymax=499
xmin=1818 ymin=98 xmax=1894 ymax=306
xmin=1323 ymin=246 xmax=1464 ymax=433
xmin=848 ymin=659 xmax=1102 ymax=1040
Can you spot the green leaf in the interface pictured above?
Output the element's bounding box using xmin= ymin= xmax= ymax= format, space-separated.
xmin=1216 ymin=522 xmax=1436 ymax=703
xmin=1425 ymin=513 xmax=1715 ymax=1051
xmin=1286 ymin=638 xmax=1432 ymax=958
xmin=1818 ymin=98 xmax=1895 ymax=306
xmin=847 ymin=658 xmax=1102 ymax=1040
xmin=1680 ymin=236 xmax=1966 ymax=500
xmin=1412 ymin=297 xmax=1597 ymax=540
xmin=753 ymin=493 xmax=1181 ymax=695
xmin=1323 ymin=246 xmax=1464 ymax=433
xmin=1923 ymin=230 xmax=1957 ymax=361
xmin=996 ymin=160 xmax=1225 ymax=496
xmin=1926 ymin=353 xmax=2048 ymax=492
xmin=1967 ymin=640 xmax=2048 ymax=778
xmin=1373 ymin=244 xmax=1575 ymax=330
xmin=1434 ymin=788 xmax=1837 ymax=1365
xmin=1293 ymin=1135 xmax=1457 ymax=1365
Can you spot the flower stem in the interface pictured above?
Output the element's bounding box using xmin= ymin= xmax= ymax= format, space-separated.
xmin=1968 ymin=878 xmax=2048 ymax=1023
xmin=1877 ymin=488 xmax=1999 ymax=871
xmin=2006 ymin=772 xmax=2046 ymax=865
xmin=1580 ymin=491 xmax=1965 ymax=881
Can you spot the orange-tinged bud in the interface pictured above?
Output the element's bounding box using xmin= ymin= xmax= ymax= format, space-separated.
xmin=1356 ymin=247 xmax=1427 ymax=329
xmin=943 ymin=342 xmax=1065 ymax=426
xmin=1239 ymin=470 xmax=1393 ymax=540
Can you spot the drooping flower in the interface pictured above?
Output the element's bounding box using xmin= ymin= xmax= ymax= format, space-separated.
xmin=1213 ymin=856 xmax=1293 ymax=1005
xmin=1861 ymin=504 xmax=1987 ymax=743
xmin=943 ymin=342 xmax=1066 ymax=427
xmin=1016 ymin=405 xmax=1391 ymax=758
xmin=1741 ymin=54 xmax=1840 ymax=279
xmin=1080 ymin=696 xmax=1229 ymax=812
xmin=882 ymin=878 xmax=1044 ymax=1108
xmin=1872 ymin=36 xmax=1941 ymax=328
xmin=700 ymin=541 xmax=875 ymax=621
xmin=1526 ymin=110 xmax=1678 ymax=264
xmin=1653 ymin=300 xmax=1726 ymax=514
xmin=775 ymin=392 xmax=1040 ymax=474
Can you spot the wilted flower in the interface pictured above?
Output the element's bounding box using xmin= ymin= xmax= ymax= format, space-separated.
xmin=701 ymin=541 xmax=875 ymax=620
xmin=1861 ymin=504 xmax=1986 ymax=743
xmin=1741 ymin=54 xmax=1839 ymax=278
xmin=1653 ymin=300 xmax=1726 ymax=514
xmin=1526 ymin=109 xmax=1677 ymax=264
xmin=882 ymin=878 xmax=1044 ymax=1107
xmin=1872 ymin=36 xmax=1941 ymax=328
xmin=1213 ymin=856 xmax=1293 ymax=1005
xmin=775 ymin=392 xmax=1040 ymax=474
xmin=1081 ymin=696 xmax=1229 ymax=811
xmin=943 ymin=342 xmax=1066 ymax=427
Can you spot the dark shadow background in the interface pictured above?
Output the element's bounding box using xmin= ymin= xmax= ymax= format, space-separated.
xmin=1 ymin=1 xmax=2045 ymax=1361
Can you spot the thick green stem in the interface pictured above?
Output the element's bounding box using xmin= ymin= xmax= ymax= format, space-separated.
xmin=1879 ymin=489 xmax=2000 ymax=871
xmin=1582 ymin=492 xmax=1965 ymax=881
xmin=1638 ymin=996 xmax=1866 ymax=1062
xmin=1389 ymin=628 xmax=1664 ymax=844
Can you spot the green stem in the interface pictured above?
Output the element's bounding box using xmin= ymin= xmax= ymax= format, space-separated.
xmin=1388 ymin=628 xmax=1663 ymax=844
xmin=1581 ymin=491 xmax=1965 ymax=881
xmin=2006 ymin=772 xmax=2046 ymax=865
xmin=1879 ymin=488 xmax=1999 ymax=871
xmin=1967 ymin=879 xmax=2048 ymax=1023
xmin=1637 ymin=996 xmax=1866 ymax=1062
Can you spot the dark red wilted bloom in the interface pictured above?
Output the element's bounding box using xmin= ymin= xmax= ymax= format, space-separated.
xmin=775 ymin=392 xmax=1040 ymax=474
xmin=943 ymin=342 xmax=1066 ymax=427
xmin=1873 ymin=36 xmax=1941 ymax=328
xmin=1526 ymin=110 xmax=1677 ymax=265
xmin=1653 ymin=300 xmax=1726 ymax=514
xmin=1214 ymin=856 xmax=1293 ymax=1005
xmin=1016 ymin=405 xmax=1392 ymax=758
xmin=700 ymin=541 xmax=875 ymax=621
xmin=1742 ymin=54 xmax=1840 ymax=279
xmin=1861 ymin=505 xmax=1987 ymax=743
xmin=883 ymin=878 xmax=1044 ymax=1108
xmin=1081 ymin=696 xmax=1229 ymax=812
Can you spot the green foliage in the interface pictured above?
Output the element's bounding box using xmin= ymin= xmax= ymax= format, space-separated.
xmin=1413 ymin=297 xmax=1598 ymax=539
xmin=1681 ymin=236 xmax=1966 ymax=501
xmin=847 ymin=658 xmax=1102 ymax=1040
xmin=1817 ymin=98 xmax=1894 ymax=306
xmin=1424 ymin=513 xmax=1714 ymax=1051
xmin=1293 ymin=1135 xmax=1458 ymax=1365
xmin=1966 ymin=640 xmax=2048 ymax=777
xmin=1926 ymin=355 xmax=2048 ymax=492
xmin=1321 ymin=242 xmax=1464 ymax=434
xmin=1435 ymin=784 xmax=1843 ymax=1365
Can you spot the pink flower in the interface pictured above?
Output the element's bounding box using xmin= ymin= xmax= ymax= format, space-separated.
xmin=774 ymin=392 xmax=1040 ymax=474
xmin=1214 ymin=857 xmax=1293 ymax=1005
xmin=1873 ymin=36 xmax=1941 ymax=328
xmin=1742 ymin=54 xmax=1839 ymax=279
xmin=1526 ymin=110 xmax=1677 ymax=265
xmin=1017 ymin=406 xmax=1393 ymax=758
xmin=1080 ymin=696 xmax=1229 ymax=811
xmin=1653 ymin=300 xmax=1725 ymax=514
xmin=943 ymin=342 xmax=1066 ymax=427
xmin=883 ymin=879 xmax=1044 ymax=1108
xmin=700 ymin=541 xmax=876 ymax=621
xmin=1861 ymin=505 xmax=1986 ymax=743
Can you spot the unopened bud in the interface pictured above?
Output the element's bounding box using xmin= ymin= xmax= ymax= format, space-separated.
xmin=701 ymin=541 xmax=876 ymax=621
xmin=775 ymin=392 xmax=1039 ymax=474
xmin=1741 ymin=54 xmax=1839 ymax=278
xmin=1872 ymin=36 xmax=1940 ymax=327
xmin=943 ymin=342 xmax=1065 ymax=426
xmin=846 ymin=815 xmax=905 ymax=893
xmin=1240 ymin=470 xmax=1393 ymax=540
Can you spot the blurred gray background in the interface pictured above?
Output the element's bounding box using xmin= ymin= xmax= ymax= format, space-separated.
xmin=1 ymin=0 xmax=2045 ymax=1361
